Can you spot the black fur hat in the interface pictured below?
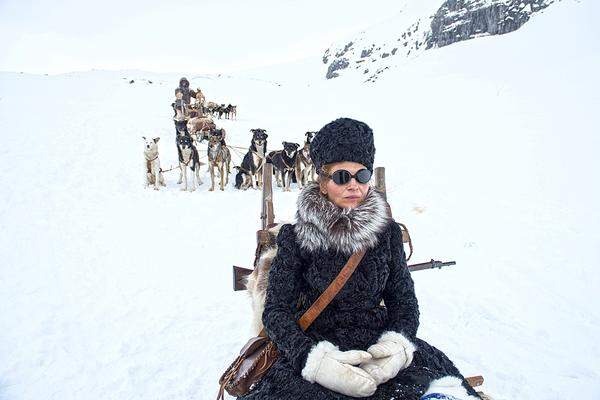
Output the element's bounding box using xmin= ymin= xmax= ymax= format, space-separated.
xmin=310 ymin=117 xmax=375 ymax=173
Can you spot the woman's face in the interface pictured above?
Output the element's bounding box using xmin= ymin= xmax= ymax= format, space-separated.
xmin=322 ymin=161 xmax=370 ymax=209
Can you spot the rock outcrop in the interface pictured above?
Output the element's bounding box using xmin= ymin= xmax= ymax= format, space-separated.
xmin=427 ymin=0 xmax=555 ymax=49
xmin=322 ymin=0 xmax=558 ymax=81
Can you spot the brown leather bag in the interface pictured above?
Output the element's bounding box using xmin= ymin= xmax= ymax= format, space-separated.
xmin=216 ymin=249 xmax=366 ymax=399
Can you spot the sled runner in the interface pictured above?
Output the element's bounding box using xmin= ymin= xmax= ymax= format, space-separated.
xmin=231 ymin=164 xmax=489 ymax=397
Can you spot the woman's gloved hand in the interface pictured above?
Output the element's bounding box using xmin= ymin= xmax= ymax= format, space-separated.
xmin=301 ymin=341 xmax=377 ymax=397
xmin=360 ymin=331 xmax=417 ymax=385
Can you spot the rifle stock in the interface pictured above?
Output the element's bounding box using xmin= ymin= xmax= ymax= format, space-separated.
xmin=261 ymin=163 xmax=274 ymax=230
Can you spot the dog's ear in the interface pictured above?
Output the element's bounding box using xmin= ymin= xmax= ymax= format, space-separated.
xmin=142 ymin=136 xmax=146 ymax=140
xmin=294 ymin=143 xmax=300 ymax=149
xmin=153 ymin=137 xmax=160 ymax=143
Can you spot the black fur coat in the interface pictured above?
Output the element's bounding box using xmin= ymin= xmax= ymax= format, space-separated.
xmin=238 ymin=182 xmax=480 ymax=400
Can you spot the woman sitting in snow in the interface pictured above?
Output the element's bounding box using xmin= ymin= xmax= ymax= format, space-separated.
xmin=238 ymin=118 xmax=481 ymax=400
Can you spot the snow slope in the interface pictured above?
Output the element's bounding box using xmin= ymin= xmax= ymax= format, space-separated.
xmin=0 ymin=0 xmax=599 ymax=399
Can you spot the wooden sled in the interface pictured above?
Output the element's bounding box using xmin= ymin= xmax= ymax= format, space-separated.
xmin=231 ymin=164 xmax=489 ymax=397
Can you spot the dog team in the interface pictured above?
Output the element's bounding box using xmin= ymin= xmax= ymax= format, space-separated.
xmin=144 ymin=77 xmax=316 ymax=192
xmin=232 ymin=129 xmax=317 ymax=192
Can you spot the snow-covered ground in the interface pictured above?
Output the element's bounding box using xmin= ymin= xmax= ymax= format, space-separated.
xmin=1 ymin=1 xmax=599 ymax=399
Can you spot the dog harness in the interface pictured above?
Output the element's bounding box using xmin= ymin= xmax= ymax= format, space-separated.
xmin=145 ymin=155 xmax=159 ymax=174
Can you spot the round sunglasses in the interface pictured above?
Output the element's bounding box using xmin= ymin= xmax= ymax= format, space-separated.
xmin=322 ymin=168 xmax=372 ymax=185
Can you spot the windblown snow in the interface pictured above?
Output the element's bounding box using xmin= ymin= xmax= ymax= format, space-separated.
xmin=0 ymin=1 xmax=598 ymax=399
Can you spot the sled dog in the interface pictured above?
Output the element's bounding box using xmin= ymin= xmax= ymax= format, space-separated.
xmin=143 ymin=136 xmax=166 ymax=190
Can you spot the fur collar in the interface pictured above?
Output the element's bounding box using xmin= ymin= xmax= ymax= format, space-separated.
xmin=294 ymin=182 xmax=391 ymax=255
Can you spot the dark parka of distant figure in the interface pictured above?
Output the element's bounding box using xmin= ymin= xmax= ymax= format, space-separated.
xmin=237 ymin=118 xmax=481 ymax=400
xmin=176 ymin=77 xmax=196 ymax=105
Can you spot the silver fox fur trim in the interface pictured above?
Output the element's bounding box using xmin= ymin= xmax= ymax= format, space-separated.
xmin=294 ymin=182 xmax=391 ymax=255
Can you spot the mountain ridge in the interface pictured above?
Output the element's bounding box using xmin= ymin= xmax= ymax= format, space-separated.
xmin=323 ymin=0 xmax=560 ymax=82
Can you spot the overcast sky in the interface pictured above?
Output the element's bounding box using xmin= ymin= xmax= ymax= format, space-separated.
xmin=0 ymin=0 xmax=402 ymax=75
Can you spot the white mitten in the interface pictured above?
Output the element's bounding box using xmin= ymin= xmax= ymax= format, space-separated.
xmin=360 ymin=331 xmax=417 ymax=385
xmin=301 ymin=341 xmax=377 ymax=397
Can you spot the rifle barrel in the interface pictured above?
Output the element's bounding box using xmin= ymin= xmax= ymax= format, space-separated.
xmin=408 ymin=259 xmax=456 ymax=272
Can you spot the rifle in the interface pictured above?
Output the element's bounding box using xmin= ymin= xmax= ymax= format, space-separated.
xmin=233 ymin=259 xmax=456 ymax=291
xmin=408 ymin=259 xmax=456 ymax=272
xmin=232 ymin=166 xmax=455 ymax=291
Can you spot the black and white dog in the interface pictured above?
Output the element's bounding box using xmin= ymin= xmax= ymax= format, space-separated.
xmin=217 ymin=104 xmax=227 ymax=119
xmin=234 ymin=154 xmax=254 ymax=190
xmin=226 ymin=104 xmax=237 ymax=119
xmin=235 ymin=129 xmax=268 ymax=190
xmin=143 ymin=136 xmax=165 ymax=190
xmin=268 ymin=141 xmax=300 ymax=191
xmin=176 ymin=134 xmax=202 ymax=191
xmin=233 ymin=165 xmax=249 ymax=190
xmin=174 ymin=120 xmax=191 ymax=162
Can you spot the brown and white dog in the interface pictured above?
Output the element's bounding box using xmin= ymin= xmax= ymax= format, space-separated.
xmin=204 ymin=101 xmax=218 ymax=117
xmin=207 ymin=129 xmax=231 ymax=191
xmin=296 ymin=131 xmax=316 ymax=188
xmin=143 ymin=136 xmax=166 ymax=190
xmin=194 ymin=89 xmax=205 ymax=112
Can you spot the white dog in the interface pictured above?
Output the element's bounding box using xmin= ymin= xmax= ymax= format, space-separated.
xmin=143 ymin=136 xmax=166 ymax=190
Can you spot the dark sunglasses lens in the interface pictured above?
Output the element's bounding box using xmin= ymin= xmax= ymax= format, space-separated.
xmin=356 ymin=169 xmax=372 ymax=184
xmin=332 ymin=170 xmax=351 ymax=185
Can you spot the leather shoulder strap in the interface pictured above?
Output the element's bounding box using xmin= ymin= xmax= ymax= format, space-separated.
xmin=297 ymin=249 xmax=366 ymax=331
xmin=258 ymin=249 xmax=366 ymax=337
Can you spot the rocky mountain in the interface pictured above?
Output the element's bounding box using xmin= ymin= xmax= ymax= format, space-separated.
xmin=323 ymin=0 xmax=559 ymax=82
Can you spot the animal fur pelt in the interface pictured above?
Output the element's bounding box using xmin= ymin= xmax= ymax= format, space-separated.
xmin=187 ymin=116 xmax=215 ymax=139
xmin=244 ymin=224 xmax=285 ymax=334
